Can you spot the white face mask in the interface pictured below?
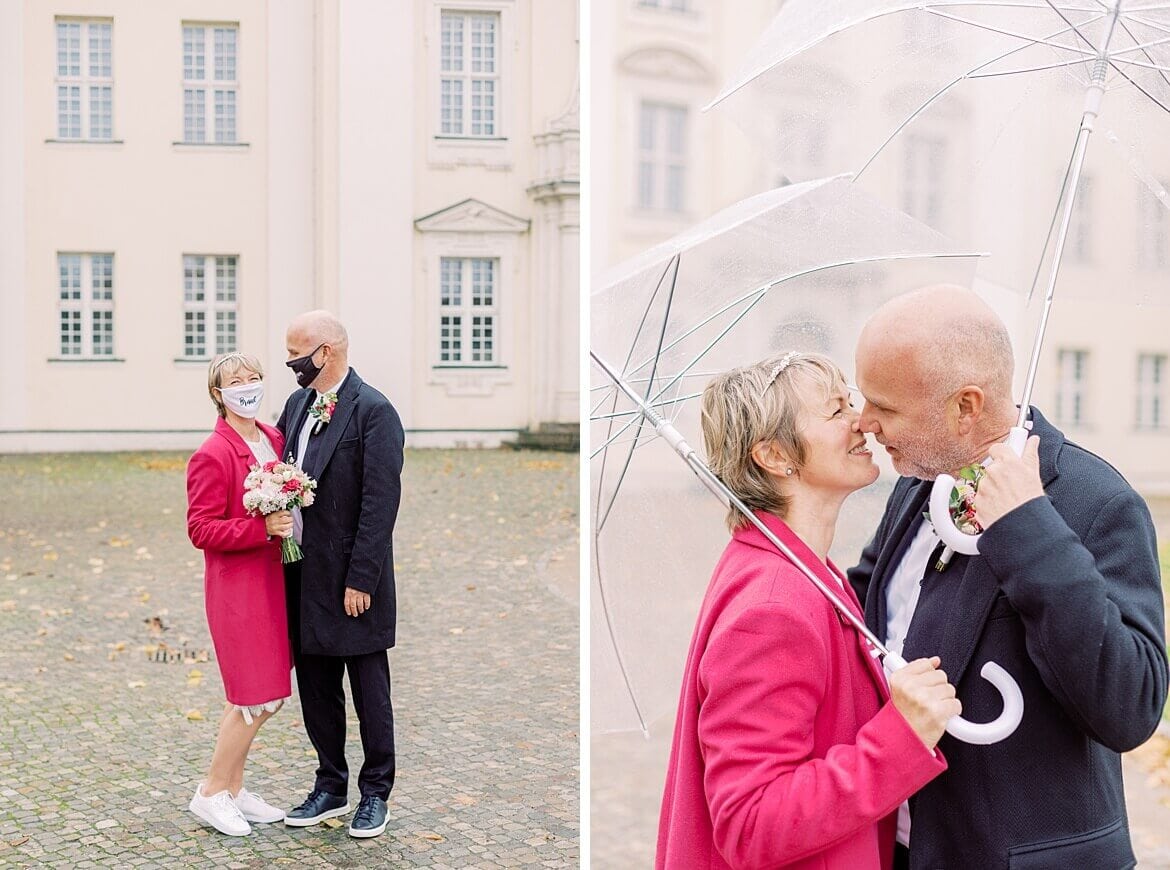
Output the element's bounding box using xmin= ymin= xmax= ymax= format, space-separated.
xmin=220 ymin=382 xmax=265 ymax=418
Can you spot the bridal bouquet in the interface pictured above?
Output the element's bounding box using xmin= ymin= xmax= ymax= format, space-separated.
xmin=243 ymin=461 xmax=317 ymax=563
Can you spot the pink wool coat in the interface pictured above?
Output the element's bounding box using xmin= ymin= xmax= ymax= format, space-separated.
xmin=186 ymin=418 xmax=291 ymax=707
xmin=656 ymin=511 xmax=947 ymax=870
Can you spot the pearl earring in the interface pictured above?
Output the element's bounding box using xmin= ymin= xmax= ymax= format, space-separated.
xmin=785 ymin=467 xmax=794 ymax=476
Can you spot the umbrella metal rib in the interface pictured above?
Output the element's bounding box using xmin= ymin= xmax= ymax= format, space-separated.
xmin=853 ymin=16 xmax=1105 ymax=179
xmin=590 ymin=251 xmax=984 ymax=461
xmin=594 ymin=254 xmax=681 ymax=535
xmin=592 ymin=350 xmax=891 ymax=657
xmin=925 ymin=6 xmax=1100 ymax=53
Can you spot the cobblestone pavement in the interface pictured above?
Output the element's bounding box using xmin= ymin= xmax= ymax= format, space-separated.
xmin=0 ymin=449 xmax=579 ymax=868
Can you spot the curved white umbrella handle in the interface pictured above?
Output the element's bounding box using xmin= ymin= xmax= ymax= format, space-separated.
xmin=884 ymin=652 xmax=1025 ymax=745
xmin=928 ymin=426 xmax=1030 ymax=556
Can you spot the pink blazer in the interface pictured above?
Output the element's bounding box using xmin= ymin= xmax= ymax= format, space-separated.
xmin=186 ymin=418 xmax=290 ymax=706
xmin=656 ymin=511 xmax=947 ymax=870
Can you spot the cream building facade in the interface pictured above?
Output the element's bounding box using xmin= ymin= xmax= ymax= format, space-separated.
xmin=0 ymin=0 xmax=579 ymax=452
xmin=591 ymin=0 xmax=1170 ymax=497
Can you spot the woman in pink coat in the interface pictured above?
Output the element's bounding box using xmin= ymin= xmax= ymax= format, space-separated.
xmin=185 ymin=352 xmax=294 ymax=836
xmin=657 ymin=352 xmax=957 ymax=870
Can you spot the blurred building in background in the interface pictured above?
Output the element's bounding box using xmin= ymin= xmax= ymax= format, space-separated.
xmin=591 ymin=0 xmax=1169 ymax=498
xmin=0 ymin=0 xmax=579 ymax=451
xmin=590 ymin=3 xmax=1169 ymax=867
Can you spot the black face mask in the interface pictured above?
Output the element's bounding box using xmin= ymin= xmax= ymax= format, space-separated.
xmin=286 ymin=343 xmax=325 ymax=388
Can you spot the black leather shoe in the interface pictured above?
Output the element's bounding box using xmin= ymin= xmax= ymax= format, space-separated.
xmin=284 ymin=788 xmax=350 ymax=827
xmin=348 ymin=795 xmax=388 ymax=838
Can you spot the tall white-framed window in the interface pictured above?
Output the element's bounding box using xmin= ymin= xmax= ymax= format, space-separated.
xmin=1067 ymin=174 xmax=1092 ymax=263
xmin=1137 ymin=353 xmax=1167 ymax=430
xmin=54 ymin=19 xmax=113 ymax=141
xmin=182 ymin=23 xmax=238 ymax=144
xmin=637 ymin=0 xmax=690 ymax=10
xmin=900 ymin=133 xmax=946 ymax=228
xmin=637 ymin=101 xmax=687 ymax=212
xmin=439 ymin=11 xmax=500 ymax=138
xmin=438 ymin=257 xmax=499 ymax=365
xmin=1136 ymin=182 xmax=1169 ymax=270
xmin=57 ymin=253 xmax=114 ymax=357
xmin=1055 ymin=348 xmax=1088 ymax=427
xmin=182 ymin=255 xmax=238 ymax=358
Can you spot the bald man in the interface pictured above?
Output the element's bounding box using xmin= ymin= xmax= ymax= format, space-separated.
xmin=847 ymin=286 xmax=1166 ymax=870
xmin=276 ymin=311 xmax=404 ymax=839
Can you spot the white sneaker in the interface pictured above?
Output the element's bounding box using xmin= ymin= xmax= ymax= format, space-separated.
xmin=189 ymin=785 xmax=251 ymax=836
xmin=234 ymin=788 xmax=285 ymax=823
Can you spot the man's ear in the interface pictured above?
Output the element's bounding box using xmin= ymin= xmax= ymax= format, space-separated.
xmin=952 ymin=385 xmax=985 ymax=436
xmin=750 ymin=439 xmax=792 ymax=479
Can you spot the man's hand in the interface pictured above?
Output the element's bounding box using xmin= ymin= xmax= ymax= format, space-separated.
xmin=974 ymin=434 xmax=1044 ymax=529
xmin=344 ymin=587 xmax=371 ymax=617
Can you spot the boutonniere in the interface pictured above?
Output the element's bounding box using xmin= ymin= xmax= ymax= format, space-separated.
xmin=309 ymin=392 xmax=338 ymax=436
xmin=923 ymin=463 xmax=985 ymax=572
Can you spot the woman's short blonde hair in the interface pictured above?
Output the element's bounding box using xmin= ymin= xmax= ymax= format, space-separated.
xmin=207 ymin=352 xmax=264 ymax=419
xmin=700 ymin=351 xmax=846 ymax=531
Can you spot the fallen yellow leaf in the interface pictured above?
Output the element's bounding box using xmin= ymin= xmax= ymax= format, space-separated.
xmin=127 ymin=681 xmax=145 ymax=689
xmin=186 ymin=709 xmax=204 ymax=721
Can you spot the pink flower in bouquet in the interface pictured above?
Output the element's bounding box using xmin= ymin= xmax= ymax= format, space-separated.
xmin=242 ymin=461 xmax=318 ymax=563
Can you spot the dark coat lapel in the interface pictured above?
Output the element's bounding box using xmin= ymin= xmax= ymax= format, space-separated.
xmin=865 ymin=479 xmax=932 ymax=635
xmin=304 ymin=369 xmax=362 ymax=481
xmin=286 ymin=390 xmax=315 ymax=463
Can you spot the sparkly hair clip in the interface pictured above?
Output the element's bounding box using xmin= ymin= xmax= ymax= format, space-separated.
xmin=762 ymin=351 xmax=802 ymax=392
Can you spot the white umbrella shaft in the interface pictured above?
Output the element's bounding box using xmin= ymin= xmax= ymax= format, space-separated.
xmin=592 ymin=350 xmax=1025 ymax=745
xmin=1017 ymin=8 xmax=1121 ymax=424
xmin=592 ymin=349 xmax=894 ymax=653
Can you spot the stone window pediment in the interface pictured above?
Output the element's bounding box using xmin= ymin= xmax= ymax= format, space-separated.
xmin=414 ymin=199 xmax=530 ymax=234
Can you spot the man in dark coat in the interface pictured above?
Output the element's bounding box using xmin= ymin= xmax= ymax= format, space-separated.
xmin=848 ymin=285 xmax=1166 ymax=870
xmin=276 ymin=310 xmax=404 ymax=839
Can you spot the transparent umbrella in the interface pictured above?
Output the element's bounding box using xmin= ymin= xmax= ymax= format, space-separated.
xmin=706 ymin=0 xmax=1170 ymax=557
xmin=590 ymin=175 xmax=1023 ymax=742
